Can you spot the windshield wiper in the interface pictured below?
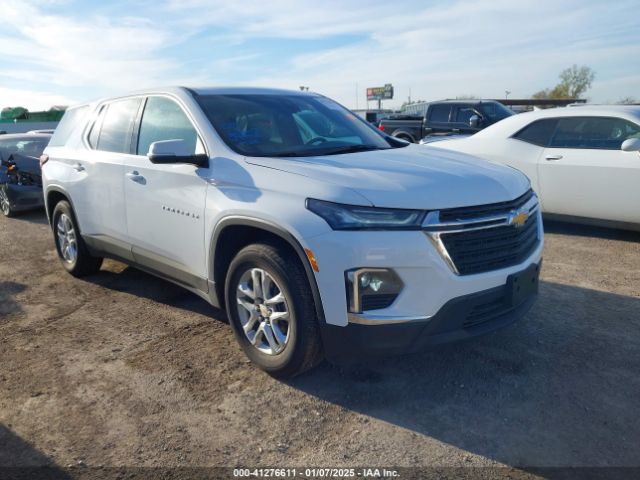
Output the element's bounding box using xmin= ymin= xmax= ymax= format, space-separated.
xmin=322 ymin=145 xmax=386 ymax=155
xmin=271 ymin=151 xmax=317 ymax=157
xmin=269 ymin=145 xmax=386 ymax=158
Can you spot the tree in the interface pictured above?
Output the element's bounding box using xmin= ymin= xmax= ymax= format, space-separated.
xmin=531 ymin=88 xmax=551 ymax=100
xmin=0 ymin=106 xmax=28 ymax=120
xmin=531 ymin=65 xmax=595 ymax=99
xmin=558 ymin=64 xmax=595 ymax=98
xmin=617 ymin=96 xmax=638 ymax=105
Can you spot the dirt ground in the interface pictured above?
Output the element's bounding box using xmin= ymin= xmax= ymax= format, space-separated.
xmin=1 ymin=210 xmax=639 ymax=478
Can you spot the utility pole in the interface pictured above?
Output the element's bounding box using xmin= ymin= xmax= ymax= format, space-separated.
xmin=356 ymin=83 xmax=359 ymax=110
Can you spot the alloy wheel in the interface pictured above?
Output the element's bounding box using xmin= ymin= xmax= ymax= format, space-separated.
xmin=235 ymin=268 xmax=291 ymax=355
xmin=56 ymin=213 xmax=78 ymax=264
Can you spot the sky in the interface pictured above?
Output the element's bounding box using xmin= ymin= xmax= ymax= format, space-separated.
xmin=0 ymin=0 xmax=639 ymax=111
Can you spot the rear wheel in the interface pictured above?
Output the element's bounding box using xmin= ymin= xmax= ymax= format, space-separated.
xmin=52 ymin=200 xmax=103 ymax=277
xmin=0 ymin=185 xmax=14 ymax=217
xmin=395 ymin=134 xmax=414 ymax=143
xmin=225 ymin=243 xmax=323 ymax=378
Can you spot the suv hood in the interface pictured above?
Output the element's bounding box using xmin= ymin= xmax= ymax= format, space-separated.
xmin=246 ymin=145 xmax=529 ymax=210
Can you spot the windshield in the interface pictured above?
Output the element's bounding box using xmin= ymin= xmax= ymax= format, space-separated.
xmin=479 ymin=102 xmax=514 ymax=121
xmin=0 ymin=136 xmax=49 ymax=161
xmin=197 ymin=94 xmax=403 ymax=157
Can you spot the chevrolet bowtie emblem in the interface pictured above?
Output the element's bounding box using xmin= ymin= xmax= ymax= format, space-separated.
xmin=509 ymin=209 xmax=529 ymax=228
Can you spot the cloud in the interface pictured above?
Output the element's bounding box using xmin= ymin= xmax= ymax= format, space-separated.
xmin=237 ymin=0 xmax=640 ymax=107
xmin=0 ymin=0 xmax=638 ymax=110
xmin=0 ymin=1 xmax=177 ymax=91
xmin=0 ymin=86 xmax=73 ymax=111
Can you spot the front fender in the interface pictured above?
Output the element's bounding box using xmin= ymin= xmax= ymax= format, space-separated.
xmin=208 ymin=215 xmax=326 ymax=325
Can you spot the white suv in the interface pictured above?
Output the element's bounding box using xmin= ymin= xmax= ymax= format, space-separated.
xmin=42 ymin=87 xmax=543 ymax=377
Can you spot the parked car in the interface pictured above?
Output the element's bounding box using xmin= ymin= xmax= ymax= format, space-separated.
xmin=431 ymin=106 xmax=640 ymax=231
xmin=42 ymin=87 xmax=543 ymax=377
xmin=0 ymin=133 xmax=51 ymax=217
xmin=378 ymin=100 xmax=514 ymax=143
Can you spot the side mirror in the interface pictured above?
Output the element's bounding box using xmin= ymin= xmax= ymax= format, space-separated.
xmin=469 ymin=115 xmax=481 ymax=128
xmin=147 ymin=139 xmax=207 ymax=167
xmin=621 ymin=137 xmax=640 ymax=152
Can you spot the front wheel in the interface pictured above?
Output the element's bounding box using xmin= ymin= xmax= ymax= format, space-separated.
xmin=52 ymin=200 xmax=103 ymax=277
xmin=225 ymin=243 xmax=323 ymax=378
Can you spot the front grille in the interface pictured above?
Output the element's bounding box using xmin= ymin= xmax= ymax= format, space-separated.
xmin=440 ymin=210 xmax=539 ymax=275
xmin=439 ymin=189 xmax=534 ymax=222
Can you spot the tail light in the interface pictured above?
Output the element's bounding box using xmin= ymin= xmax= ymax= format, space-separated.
xmin=378 ymin=124 xmax=385 ymax=132
xmin=39 ymin=154 xmax=49 ymax=168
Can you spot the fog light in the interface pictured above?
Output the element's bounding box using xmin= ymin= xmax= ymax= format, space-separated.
xmin=346 ymin=268 xmax=403 ymax=313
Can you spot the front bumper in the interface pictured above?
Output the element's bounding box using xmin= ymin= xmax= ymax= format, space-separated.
xmin=320 ymin=261 xmax=541 ymax=362
xmin=4 ymin=183 xmax=44 ymax=211
xmin=304 ymin=209 xmax=544 ymax=327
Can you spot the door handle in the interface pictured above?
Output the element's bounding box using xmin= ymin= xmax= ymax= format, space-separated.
xmin=126 ymin=171 xmax=145 ymax=183
xmin=73 ymin=162 xmax=85 ymax=172
xmin=545 ymin=154 xmax=563 ymax=161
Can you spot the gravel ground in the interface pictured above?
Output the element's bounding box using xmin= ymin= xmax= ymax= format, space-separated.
xmin=1 ymin=211 xmax=639 ymax=478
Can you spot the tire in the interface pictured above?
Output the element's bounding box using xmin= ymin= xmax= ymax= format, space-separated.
xmin=395 ymin=134 xmax=414 ymax=143
xmin=225 ymin=242 xmax=323 ymax=378
xmin=52 ymin=200 xmax=103 ymax=277
xmin=0 ymin=184 xmax=14 ymax=217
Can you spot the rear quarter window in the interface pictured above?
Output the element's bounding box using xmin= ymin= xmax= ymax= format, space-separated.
xmin=48 ymin=106 xmax=89 ymax=147
xmin=512 ymin=119 xmax=559 ymax=147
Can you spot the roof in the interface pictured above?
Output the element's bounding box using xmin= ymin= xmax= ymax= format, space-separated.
xmin=473 ymin=105 xmax=640 ymax=138
xmin=0 ymin=133 xmax=52 ymax=140
xmin=189 ymin=86 xmax=320 ymax=96
xmin=80 ymin=86 xmax=322 ymax=110
xmin=520 ymin=105 xmax=640 ymax=119
xmin=435 ymin=99 xmax=502 ymax=104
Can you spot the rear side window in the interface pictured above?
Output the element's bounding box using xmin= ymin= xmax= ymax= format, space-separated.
xmin=428 ymin=105 xmax=451 ymax=123
xmin=136 ymin=96 xmax=201 ymax=155
xmin=513 ymin=119 xmax=558 ymax=147
xmin=93 ymin=98 xmax=142 ymax=153
xmin=49 ymin=106 xmax=89 ymax=147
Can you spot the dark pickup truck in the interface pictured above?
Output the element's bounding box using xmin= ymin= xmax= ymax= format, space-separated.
xmin=378 ymin=100 xmax=513 ymax=143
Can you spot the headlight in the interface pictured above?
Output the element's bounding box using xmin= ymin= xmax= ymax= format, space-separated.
xmin=306 ymin=198 xmax=426 ymax=230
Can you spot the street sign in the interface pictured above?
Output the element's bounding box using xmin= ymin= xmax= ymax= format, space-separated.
xmin=366 ymin=84 xmax=394 ymax=101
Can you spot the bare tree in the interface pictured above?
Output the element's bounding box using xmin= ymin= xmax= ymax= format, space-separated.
xmin=558 ymin=65 xmax=595 ymax=98
xmin=532 ymin=65 xmax=595 ymax=99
